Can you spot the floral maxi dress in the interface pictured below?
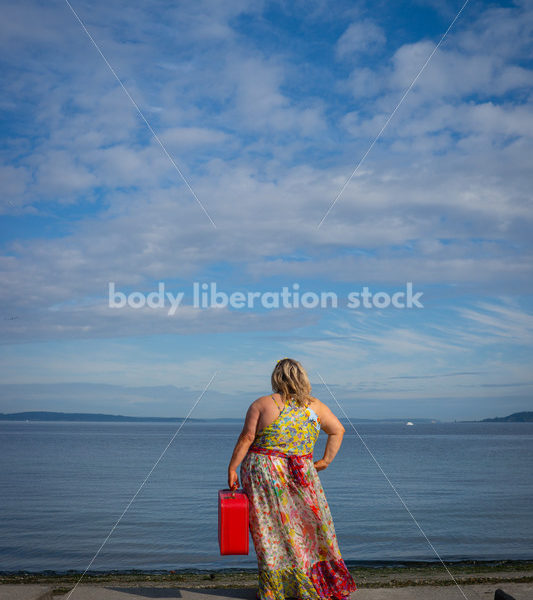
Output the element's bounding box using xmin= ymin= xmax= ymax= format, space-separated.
xmin=240 ymin=397 xmax=357 ymax=600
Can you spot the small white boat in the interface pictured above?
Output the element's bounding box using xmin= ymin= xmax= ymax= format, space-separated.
xmin=405 ymin=421 xmax=414 ymax=426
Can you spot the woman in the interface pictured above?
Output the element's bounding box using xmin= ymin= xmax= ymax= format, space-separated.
xmin=227 ymin=358 xmax=357 ymax=600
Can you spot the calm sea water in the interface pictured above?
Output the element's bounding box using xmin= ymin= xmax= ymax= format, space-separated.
xmin=0 ymin=421 xmax=532 ymax=573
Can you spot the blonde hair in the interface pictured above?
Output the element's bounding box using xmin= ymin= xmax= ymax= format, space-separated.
xmin=271 ymin=358 xmax=312 ymax=408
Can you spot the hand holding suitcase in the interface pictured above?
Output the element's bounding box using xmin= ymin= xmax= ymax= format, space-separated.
xmin=218 ymin=483 xmax=250 ymax=555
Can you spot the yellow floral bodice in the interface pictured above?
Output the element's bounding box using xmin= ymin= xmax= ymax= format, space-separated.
xmin=251 ymin=398 xmax=321 ymax=455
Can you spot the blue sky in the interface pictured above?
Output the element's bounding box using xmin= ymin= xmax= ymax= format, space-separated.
xmin=0 ymin=0 xmax=532 ymax=420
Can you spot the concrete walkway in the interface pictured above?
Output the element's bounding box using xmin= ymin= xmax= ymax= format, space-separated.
xmin=0 ymin=585 xmax=53 ymax=600
xmin=1 ymin=583 xmax=531 ymax=600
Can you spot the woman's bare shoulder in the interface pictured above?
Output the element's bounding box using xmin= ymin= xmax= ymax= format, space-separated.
xmin=308 ymin=396 xmax=345 ymax=432
xmin=253 ymin=393 xmax=279 ymax=407
xmin=307 ymin=395 xmax=325 ymax=413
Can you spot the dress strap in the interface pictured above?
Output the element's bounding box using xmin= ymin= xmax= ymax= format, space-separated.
xmin=271 ymin=394 xmax=284 ymax=413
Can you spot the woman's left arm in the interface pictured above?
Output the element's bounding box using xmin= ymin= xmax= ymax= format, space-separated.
xmin=227 ymin=400 xmax=261 ymax=488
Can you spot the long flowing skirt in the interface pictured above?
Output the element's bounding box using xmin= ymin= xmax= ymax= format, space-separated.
xmin=240 ymin=452 xmax=357 ymax=600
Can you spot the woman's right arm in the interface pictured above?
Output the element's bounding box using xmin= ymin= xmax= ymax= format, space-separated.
xmin=227 ymin=400 xmax=261 ymax=487
xmin=314 ymin=400 xmax=346 ymax=471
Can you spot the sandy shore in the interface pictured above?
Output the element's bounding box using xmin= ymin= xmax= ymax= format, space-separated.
xmin=1 ymin=560 xmax=532 ymax=595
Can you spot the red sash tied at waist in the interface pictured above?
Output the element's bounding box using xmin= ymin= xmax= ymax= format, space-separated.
xmin=248 ymin=446 xmax=313 ymax=486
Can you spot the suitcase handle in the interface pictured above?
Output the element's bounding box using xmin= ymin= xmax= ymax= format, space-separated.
xmin=230 ymin=481 xmax=238 ymax=497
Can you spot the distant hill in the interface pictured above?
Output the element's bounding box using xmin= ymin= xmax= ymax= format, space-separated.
xmin=0 ymin=411 xmax=440 ymax=423
xmin=480 ymin=411 xmax=533 ymax=423
xmin=0 ymin=411 xmax=206 ymax=422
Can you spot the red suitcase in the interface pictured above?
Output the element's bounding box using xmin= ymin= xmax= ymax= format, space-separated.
xmin=218 ymin=487 xmax=249 ymax=555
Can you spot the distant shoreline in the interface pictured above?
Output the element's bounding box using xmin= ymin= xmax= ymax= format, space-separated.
xmin=0 ymin=410 xmax=441 ymax=423
xmin=1 ymin=410 xmax=532 ymax=423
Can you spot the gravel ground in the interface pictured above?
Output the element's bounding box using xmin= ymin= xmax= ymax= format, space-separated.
xmin=1 ymin=560 xmax=531 ymax=597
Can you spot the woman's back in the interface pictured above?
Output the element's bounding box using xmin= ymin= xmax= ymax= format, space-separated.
xmin=252 ymin=394 xmax=321 ymax=455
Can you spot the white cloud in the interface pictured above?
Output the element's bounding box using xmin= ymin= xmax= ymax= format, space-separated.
xmin=158 ymin=126 xmax=230 ymax=148
xmin=219 ymin=53 xmax=328 ymax=134
xmin=335 ymin=20 xmax=386 ymax=59
xmin=0 ymin=165 xmax=32 ymax=211
xmin=456 ymin=300 xmax=533 ymax=345
xmin=340 ymin=66 xmax=385 ymax=99
xmin=388 ymin=42 xmax=531 ymax=101
xmin=33 ymin=150 xmax=98 ymax=198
